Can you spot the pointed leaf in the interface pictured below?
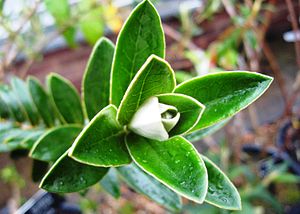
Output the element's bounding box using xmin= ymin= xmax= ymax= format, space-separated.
xmin=69 ymin=105 xmax=131 ymax=167
xmin=202 ymin=155 xmax=241 ymax=210
xmin=100 ymin=168 xmax=120 ymax=199
xmin=28 ymin=77 xmax=56 ymax=127
xmin=11 ymin=77 xmax=40 ymax=125
xmin=118 ymin=163 xmax=182 ymax=212
xmin=157 ymin=93 xmax=205 ymax=136
xmin=110 ymin=0 xmax=165 ymax=106
xmin=48 ymin=73 xmax=84 ymax=124
xmin=117 ymin=55 xmax=176 ymax=125
xmin=0 ymin=85 xmax=27 ymax=122
xmin=175 ymin=71 xmax=273 ymax=130
xmin=30 ymin=125 xmax=82 ymax=162
xmin=40 ymin=151 xmax=108 ymax=193
xmin=82 ymin=37 xmax=114 ymax=120
xmin=126 ymin=133 xmax=208 ymax=203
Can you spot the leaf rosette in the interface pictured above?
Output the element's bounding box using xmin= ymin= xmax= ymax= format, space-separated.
xmin=0 ymin=0 xmax=274 ymax=211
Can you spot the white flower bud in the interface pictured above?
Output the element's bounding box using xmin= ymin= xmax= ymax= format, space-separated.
xmin=128 ymin=97 xmax=180 ymax=141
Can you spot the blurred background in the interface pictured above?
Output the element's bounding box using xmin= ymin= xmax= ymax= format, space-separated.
xmin=0 ymin=0 xmax=300 ymax=213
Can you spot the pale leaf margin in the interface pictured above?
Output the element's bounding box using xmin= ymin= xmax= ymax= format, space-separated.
xmin=68 ymin=104 xmax=128 ymax=167
xmin=109 ymin=0 xmax=166 ymax=105
xmin=116 ymin=54 xmax=176 ymax=123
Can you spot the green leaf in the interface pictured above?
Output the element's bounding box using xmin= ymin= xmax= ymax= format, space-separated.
xmin=44 ymin=0 xmax=76 ymax=47
xmin=69 ymin=105 xmax=131 ymax=167
xmin=11 ymin=77 xmax=40 ymax=125
xmin=0 ymin=96 xmax=10 ymax=119
xmin=0 ymin=85 xmax=27 ymax=122
xmin=40 ymin=151 xmax=108 ymax=193
xmin=118 ymin=163 xmax=182 ymax=211
xmin=202 ymin=155 xmax=241 ymax=210
xmin=110 ymin=0 xmax=165 ymax=107
xmin=100 ymin=168 xmax=120 ymax=199
xmin=126 ymin=133 xmax=208 ymax=203
xmin=48 ymin=73 xmax=84 ymax=124
xmin=30 ymin=125 xmax=82 ymax=162
xmin=184 ymin=118 xmax=230 ymax=143
xmin=28 ymin=77 xmax=56 ymax=127
xmin=175 ymin=71 xmax=273 ymax=130
xmin=82 ymin=37 xmax=115 ymax=120
xmin=0 ymin=128 xmax=40 ymax=152
xmin=20 ymin=130 xmax=45 ymax=149
xmin=79 ymin=2 xmax=104 ymax=45
xmin=157 ymin=93 xmax=205 ymax=136
xmin=117 ymin=55 xmax=176 ymax=125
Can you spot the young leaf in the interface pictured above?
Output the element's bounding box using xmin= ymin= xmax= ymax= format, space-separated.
xmin=126 ymin=133 xmax=208 ymax=203
xmin=11 ymin=77 xmax=40 ymax=125
xmin=44 ymin=0 xmax=76 ymax=47
xmin=99 ymin=168 xmax=120 ymax=199
xmin=82 ymin=37 xmax=114 ymax=120
xmin=30 ymin=125 xmax=82 ymax=162
xmin=0 ymin=85 xmax=27 ymax=122
xmin=48 ymin=73 xmax=84 ymax=125
xmin=117 ymin=55 xmax=176 ymax=125
xmin=69 ymin=105 xmax=131 ymax=167
xmin=28 ymin=77 xmax=56 ymax=127
xmin=110 ymin=0 xmax=165 ymax=107
xmin=157 ymin=93 xmax=205 ymax=136
xmin=118 ymin=163 xmax=182 ymax=212
xmin=202 ymin=155 xmax=241 ymax=210
xmin=40 ymin=151 xmax=108 ymax=193
xmin=175 ymin=71 xmax=273 ymax=130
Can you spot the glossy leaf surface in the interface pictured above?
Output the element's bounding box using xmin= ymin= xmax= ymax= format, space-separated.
xmin=157 ymin=93 xmax=205 ymax=136
xmin=203 ymin=156 xmax=241 ymax=210
xmin=110 ymin=0 xmax=165 ymax=107
xmin=69 ymin=105 xmax=131 ymax=167
xmin=82 ymin=38 xmax=114 ymax=120
xmin=118 ymin=163 xmax=182 ymax=211
xmin=126 ymin=133 xmax=208 ymax=203
xmin=40 ymin=151 xmax=108 ymax=193
xmin=11 ymin=77 xmax=40 ymax=125
xmin=175 ymin=71 xmax=273 ymax=130
xmin=30 ymin=125 xmax=82 ymax=162
xmin=100 ymin=168 xmax=120 ymax=199
xmin=117 ymin=55 xmax=176 ymax=125
xmin=28 ymin=77 xmax=56 ymax=127
xmin=48 ymin=73 xmax=84 ymax=124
